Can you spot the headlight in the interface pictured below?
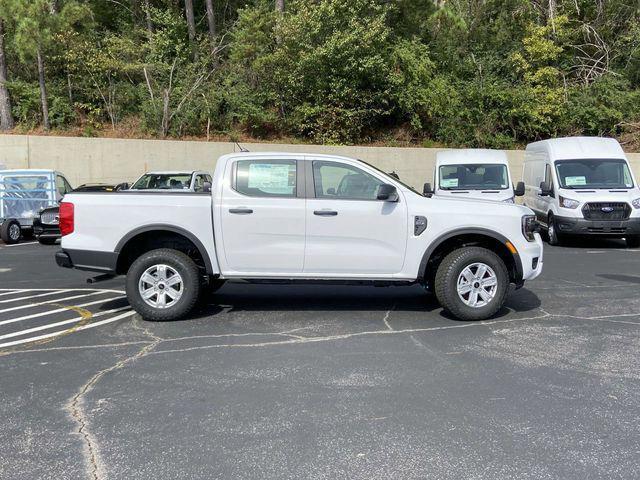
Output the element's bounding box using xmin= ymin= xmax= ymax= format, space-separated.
xmin=559 ymin=195 xmax=579 ymax=209
xmin=632 ymin=198 xmax=640 ymax=209
xmin=522 ymin=215 xmax=537 ymax=242
xmin=503 ymin=197 xmax=515 ymax=203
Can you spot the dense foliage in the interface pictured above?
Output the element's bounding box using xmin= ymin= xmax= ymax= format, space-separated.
xmin=0 ymin=0 xmax=639 ymax=148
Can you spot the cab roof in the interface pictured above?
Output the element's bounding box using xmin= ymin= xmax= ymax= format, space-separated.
xmin=435 ymin=149 xmax=508 ymax=166
xmin=526 ymin=137 xmax=626 ymax=160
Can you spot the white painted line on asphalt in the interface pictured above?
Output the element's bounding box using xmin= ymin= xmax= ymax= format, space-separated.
xmin=0 ymin=268 xmax=11 ymax=273
xmin=0 ymin=306 xmax=131 ymax=341
xmin=0 ymin=296 xmax=125 ymax=327
xmin=0 ymin=291 xmax=106 ymax=314
xmin=4 ymin=242 xmax=38 ymax=247
xmin=0 ymin=290 xmax=73 ymax=304
xmin=0 ymin=309 xmax=136 ymax=349
xmin=0 ymin=290 xmax=28 ymax=297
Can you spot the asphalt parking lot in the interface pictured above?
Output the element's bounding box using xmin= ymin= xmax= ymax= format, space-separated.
xmin=1 ymin=240 xmax=640 ymax=479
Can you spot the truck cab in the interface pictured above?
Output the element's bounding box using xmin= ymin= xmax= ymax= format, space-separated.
xmin=522 ymin=137 xmax=640 ymax=247
xmin=56 ymin=152 xmax=543 ymax=322
xmin=426 ymin=149 xmax=524 ymax=203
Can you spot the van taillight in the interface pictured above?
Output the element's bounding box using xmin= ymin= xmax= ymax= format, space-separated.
xmin=59 ymin=202 xmax=74 ymax=236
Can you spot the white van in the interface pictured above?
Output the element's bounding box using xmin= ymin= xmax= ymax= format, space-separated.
xmin=424 ymin=149 xmax=524 ymax=203
xmin=522 ymin=137 xmax=640 ymax=247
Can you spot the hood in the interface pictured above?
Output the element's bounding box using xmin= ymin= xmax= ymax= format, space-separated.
xmin=435 ymin=189 xmax=514 ymax=202
xmin=426 ymin=193 xmax=533 ymax=215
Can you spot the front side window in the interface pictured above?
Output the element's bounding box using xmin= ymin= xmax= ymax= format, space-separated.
xmin=313 ymin=161 xmax=383 ymax=200
xmin=132 ymin=174 xmax=193 ymax=190
xmin=438 ymin=164 xmax=509 ymax=190
xmin=235 ymin=160 xmax=297 ymax=197
xmin=555 ymin=159 xmax=634 ymax=189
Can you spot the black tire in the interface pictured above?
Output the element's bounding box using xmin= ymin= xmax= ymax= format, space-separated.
xmin=37 ymin=236 xmax=58 ymax=245
xmin=126 ymin=248 xmax=201 ymax=321
xmin=1 ymin=220 xmax=21 ymax=244
xmin=626 ymin=236 xmax=640 ymax=248
xmin=547 ymin=214 xmax=563 ymax=246
xmin=434 ymin=246 xmax=509 ymax=321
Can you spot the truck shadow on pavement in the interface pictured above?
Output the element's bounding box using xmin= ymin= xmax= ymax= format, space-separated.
xmin=186 ymin=283 xmax=541 ymax=322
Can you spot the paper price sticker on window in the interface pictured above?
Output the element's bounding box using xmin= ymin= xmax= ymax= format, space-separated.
xmin=565 ymin=176 xmax=586 ymax=186
xmin=248 ymin=163 xmax=296 ymax=195
xmin=441 ymin=178 xmax=459 ymax=188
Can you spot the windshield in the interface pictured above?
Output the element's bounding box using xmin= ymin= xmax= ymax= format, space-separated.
xmin=438 ymin=164 xmax=509 ymax=190
xmin=0 ymin=174 xmax=55 ymax=219
xmin=132 ymin=174 xmax=193 ymax=190
xmin=357 ymin=159 xmax=421 ymax=195
xmin=555 ymin=159 xmax=634 ymax=189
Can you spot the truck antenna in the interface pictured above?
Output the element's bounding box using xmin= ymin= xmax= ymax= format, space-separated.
xmin=235 ymin=142 xmax=249 ymax=153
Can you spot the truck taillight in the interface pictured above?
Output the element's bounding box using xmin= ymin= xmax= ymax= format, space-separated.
xmin=59 ymin=202 xmax=74 ymax=236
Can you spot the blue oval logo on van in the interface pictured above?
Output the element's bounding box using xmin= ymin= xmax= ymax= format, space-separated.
xmin=601 ymin=207 xmax=614 ymax=213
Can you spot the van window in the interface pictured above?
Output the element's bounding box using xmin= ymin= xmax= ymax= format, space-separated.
xmin=555 ymin=159 xmax=634 ymax=189
xmin=439 ymin=164 xmax=508 ymax=190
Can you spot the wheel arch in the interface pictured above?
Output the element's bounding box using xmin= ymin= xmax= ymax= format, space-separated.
xmin=114 ymin=224 xmax=214 ymax=275
xmin=419 ymin=228 xmax=523 ymax=285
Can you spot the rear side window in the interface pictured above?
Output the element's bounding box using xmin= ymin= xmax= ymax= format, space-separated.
xmin=313 ymin=161 xmax=383 ymax=200
xmin=235 ymin=160 xmax=297 ymax=197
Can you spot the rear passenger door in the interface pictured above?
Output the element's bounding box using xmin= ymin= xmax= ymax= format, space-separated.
xmin=219 ymin=158 xmax=306 ymax=274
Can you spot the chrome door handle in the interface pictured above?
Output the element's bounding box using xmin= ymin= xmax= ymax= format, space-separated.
xmin=229 ymin=208 xmax=253 ymax=214
xmin=314 ymin=210 xmax=338 ymax=216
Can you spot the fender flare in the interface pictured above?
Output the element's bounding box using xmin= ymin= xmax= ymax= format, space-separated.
xmin=114 ymin=224 xmax=214 ymax=274
xmin=418 ymin=228 xmax=523 ymax=282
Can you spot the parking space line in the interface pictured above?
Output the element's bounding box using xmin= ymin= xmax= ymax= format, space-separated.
xmin=0 ymin=291 xmax=107 ymax=314
xmin=0 ymin=309 xmax=136 ymax=349
xmin=0 ymin=290 xmax=29 ymax=297
xmin=4 ymin=242 xmax=38 ymax=247
xmin=0 ymin=290 xmax=73 ymax=304
xmin=0 ymin=296 xmax=125 ymax=327
xmin=0 ymin=306 xmax=131 ymax=341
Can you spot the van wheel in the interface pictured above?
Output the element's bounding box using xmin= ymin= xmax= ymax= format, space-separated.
xmin=434 ymin=247 xmax=509 ymax=321
xmin=126 ymin=248 xmax=201 ymax=321
xmin=1 ymin=220 xmax=21 ymax=244
xmin=626 ymin=236 xmax=640 ymax=248
xmin=547 ymin=214 xmax=562 ymax=246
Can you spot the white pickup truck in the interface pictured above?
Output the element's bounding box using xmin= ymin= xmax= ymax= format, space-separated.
xmin=55 ymin=152 xmax=544 ymax=321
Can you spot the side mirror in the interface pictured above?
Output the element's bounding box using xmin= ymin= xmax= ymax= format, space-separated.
xmin=377 ymin=184 xmax=398 ymax=202
xmin=327 ymin=187 xmax=336 ymax=195
xmin=514 ymin=181 xmax=525 ymax=197
xmin=423 ymin=182 xmax=434 ymax=197
xmin=539 ymin=181 xmax=552 ymax=197
xmin=203 ymin=181 xmax=212 ymax=193
xmin=115 ymin=182 xmax=129 ymax=191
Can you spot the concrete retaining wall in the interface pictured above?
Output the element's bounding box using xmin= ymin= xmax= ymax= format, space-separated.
xmin=1 ymin=134 xmax=639 ymax=190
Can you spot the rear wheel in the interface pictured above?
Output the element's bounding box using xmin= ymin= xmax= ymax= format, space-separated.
xmin=1 ymin=220 xmax=21 ymax=244
xmin=126 ymin=248 xmax=201 ymax=321
xmin=434 ymin=247 xmax=509 ymax=321
xmin=626 ymin=236 xmax=640 ymax=248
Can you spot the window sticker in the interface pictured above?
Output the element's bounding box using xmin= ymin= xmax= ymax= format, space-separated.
xmin=248 ymin=163 xmax=295 ymax=194
xmin=441 ymin=178 xmax=459 ymax=188
xmin=565 ymin=176 xmax=586 ymax=186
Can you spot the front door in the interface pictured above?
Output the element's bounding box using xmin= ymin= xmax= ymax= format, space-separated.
xmin=304 ymin=160 xmax=407 ymax=275
xmin=219 ymin=158 xmax=305 ymax=274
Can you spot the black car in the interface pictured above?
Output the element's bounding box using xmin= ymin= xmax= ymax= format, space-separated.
xmin=33 ymin=183 xmax=128 ymax=245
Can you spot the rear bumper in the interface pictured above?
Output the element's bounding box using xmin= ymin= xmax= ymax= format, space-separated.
xmin=555 ymin=216 xmax=640 ymax=237
xmin=55 ymin=249 xmax=118 ymax=274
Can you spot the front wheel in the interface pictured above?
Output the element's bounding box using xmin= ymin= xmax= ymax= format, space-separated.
xmin=547 ymin=214 xmax=563 ymax=246
xmin=434 ymin=247 xmax=509 ymax=321
xmin=1 ymin=220 xmax=21 ymax=244
xmin=626 ymin=236 xmax=640 ymax=248
xmin=126 ymin=248 xmax=201 ymax=321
